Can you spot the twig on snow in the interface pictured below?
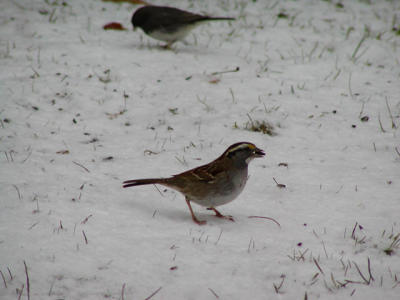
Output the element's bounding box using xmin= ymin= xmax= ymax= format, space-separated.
xmin=208 ymin=287 xmax=220 ymax=299
xmin=0 ymin=270 xmax=7 ymax=288
xmin=23 ymin=261 xmax=30 ymax=300
xmin=248 ymin=216 xmax=281 ymax=228
xmin=121 ymin=283 xmax=126 ymax=300
xmin=72 ymin=161 xmax=90 ymax=173
xmin=145 ymin=286 xmax=162 ymax=300
xmin=313 ymin=257 xmax=324 ymax=275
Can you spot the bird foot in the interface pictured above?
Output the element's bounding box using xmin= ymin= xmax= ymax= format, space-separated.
xmin=208 ymin=208 xmax=235 ymax=222
xmin=193 ymin=218 xmax=207 ymax=226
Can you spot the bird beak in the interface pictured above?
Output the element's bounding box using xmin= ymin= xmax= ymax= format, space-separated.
xmin=254 ymin=147 xmax=265 ymax=157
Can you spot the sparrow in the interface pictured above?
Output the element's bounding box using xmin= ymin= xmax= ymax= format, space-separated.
xmin=131 ymin=5 xmax=235 ymax=48
xmin=123 ymin=142 xmax=265 ymax=225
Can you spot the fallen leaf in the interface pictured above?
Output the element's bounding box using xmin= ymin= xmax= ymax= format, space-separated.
xmin=103 ymin=22 xmax=127 ymax=31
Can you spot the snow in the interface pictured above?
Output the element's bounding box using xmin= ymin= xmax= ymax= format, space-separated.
xmin=1 ymin=0 xmax=399 ymax=299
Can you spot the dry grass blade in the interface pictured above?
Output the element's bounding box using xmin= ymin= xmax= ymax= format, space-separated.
xmin=17 ymin=284 xmax=24 ymax=300
xmin=353 ymin=261 xmax=371 ymax=285
xmin=395 ymin=147 xmax=400 ymax=158
xmin=72 ymin=161 xmax=90 ymax=173
xmin=273 ymin=276 xmax=285 ymax=294
xmin=385 ymin=97 xmax=396 ymax=129
xmin=208 ymin=287 xmax=220 ymax=299
xmin=81 ymin=214 xmax=93 ymax=224
xmin=351 ymin=222 xmax=358 ymax=240
xmin=145 ymin=286 xmax=162 ymax=300
xmin=24 ymin=261 xmax=30 ymax=300
xmin=367 ymin=258 xmax=374 ymax=282
xmin=211 ymin=66 xmax=240 ymax=76
xmin=248 ymin=216 xmax=281 ymax=227
xmin=313 ymin=258 xmax=324 ymax=275
xmin=12 ymin=184 xmax=22 ymax=200
xmin=82 ymin=230 xmax=88 ymax=244
xmin=121 ymin=283 xmax=126 ymax=300
xmin=0 ymin=270 xmax=7 ymax=288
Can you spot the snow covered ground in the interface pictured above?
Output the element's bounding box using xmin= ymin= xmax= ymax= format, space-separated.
xmin=1 ymin=0 xmax=399 ymax=299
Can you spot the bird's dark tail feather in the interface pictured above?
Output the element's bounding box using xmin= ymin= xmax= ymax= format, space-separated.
xmin=122 ymin=178 xmax=167 ymax=188
xmin=202 ymin=17 xmax=235 ymax=22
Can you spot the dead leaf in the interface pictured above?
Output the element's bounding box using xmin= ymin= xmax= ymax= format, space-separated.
xmin=103 ymin=22 xmax=127 ymax=31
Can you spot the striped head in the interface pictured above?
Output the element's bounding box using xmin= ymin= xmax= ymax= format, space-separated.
xmin=222 ymin=142 xmax=265 ymax=166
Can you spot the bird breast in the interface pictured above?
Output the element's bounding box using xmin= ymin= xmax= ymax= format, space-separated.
xmin=190 ymin=167 xmax=248 ymax=207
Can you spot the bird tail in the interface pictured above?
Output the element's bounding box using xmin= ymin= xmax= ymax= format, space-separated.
xmin=122 ymin=178 xmax=167 ymax=188
xmin=203 ymin=17 xmax=235 ymax=22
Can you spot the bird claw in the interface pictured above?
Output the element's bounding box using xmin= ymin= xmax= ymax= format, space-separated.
xmin=208 ymin=208 xmax=235 ymax=222
xmin=195 ymin=219 xmax=207 ymax=226
xmin=218 ymin=214 xmax=235 ymax=222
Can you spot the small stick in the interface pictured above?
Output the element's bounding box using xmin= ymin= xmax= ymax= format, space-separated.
xmin=353 ymin=261 xmax=370 ymax=285
xmin=367 ymin=257 xmax=374 ymax=282
xmin=0 ymin=270 xmax=7 ymax=288
xmin=246 ymin=113 xmax=255 ymax=128
xmin=395 ymin=147 xmax=400 ymax=158
xmin=17 ymin=284 xmax=24 ymax=300
xmin=385 ymin=97 xmax=396 ymax=129
xmin=313 ymin=257 xmax=324 ymax=275
xmin=12 ymin=184 xmax=22 ymax=200
xmin=23 ymin=261 xmax=30 ymax=300
xmin=321 ymin=240 xmax=328 ymax=259
xmin=378 ymin=114 xmax=386 ymax=133
xmin=358 ymin=102 xmax=365 ymax=119
xmin=145 ymin=286 xmax=162 ymax=300
xmin=211 ymin=66 xmax=239 ymax=76
xmin=351 ymin=222 xmax=358 ymax=240
xmin=247 ymin=238 xmax=255 ymax=253
xmin=72 ymin=161 xmax=90 ymax=173
xmin=121 ymin=283 xmax=126 ymax=300
xmin=215 ymin=229 xmax=223 ymax=245
xmin=273 ymin=276 xmax=285 ymax=294
xmin=21 ymin=148 xmax=32 ymax=163
xmin=7 ymin=267 xmax=13 ymax=280
xmin=348 ymin=72 xmax=353 ymax=98
xmin=153 ymin=184 xmax=165 ymax=197
xmin=48 ymin=279 xmax=55 ymax=296
xmin=229 ymin=88 xmax=236 ymax=103
xmin=208 ymin=287 xmax=220 ymax=299
xmin=272 ymin=177 xmax=286 ymax=188
xmin=351 ymin=33 xmax=368 ymax=61
xmin=248 ymin=216 xmax=281 ymax=227
xmin=81 ymin=214 xmax=93 ymax=224
xmin=82 ymin=230 xmax=88 ymax=244
xmin=297 ymin=249 xmax=309 ymax=261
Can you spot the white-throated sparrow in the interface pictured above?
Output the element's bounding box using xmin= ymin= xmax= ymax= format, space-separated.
xmin=131 ymin=5 xmax=235 ymax=48
xmin=123 ymin=142 xmax=265 ymax=225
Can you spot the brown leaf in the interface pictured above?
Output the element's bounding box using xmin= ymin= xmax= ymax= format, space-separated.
xmin=103 ymin=22 xmax=127 ymax=31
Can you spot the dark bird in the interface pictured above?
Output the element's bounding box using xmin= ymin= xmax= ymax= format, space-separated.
xmin=131 ymin=5 xmax=235 ymax=48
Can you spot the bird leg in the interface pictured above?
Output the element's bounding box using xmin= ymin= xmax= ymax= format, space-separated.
xmin=208 ymin=207 xmax=235 ymax=222
xmin=185 ymin=198 xmax=206 ymax=225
